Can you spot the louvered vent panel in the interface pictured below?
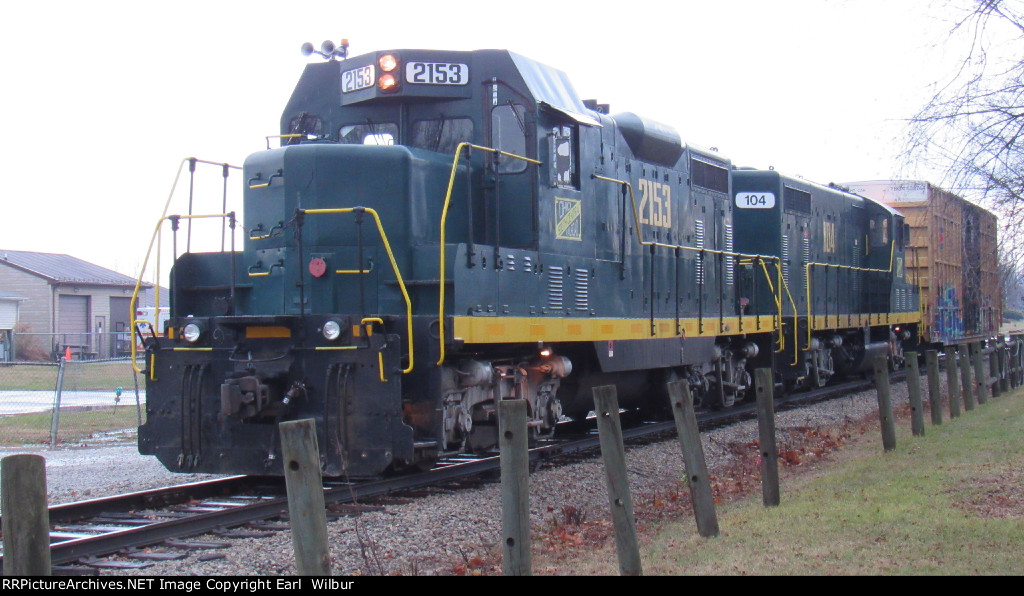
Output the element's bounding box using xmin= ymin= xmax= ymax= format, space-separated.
xmin=548 ymin=266 xmax=565 ymax=310
xmin=575 ymin=268 xmax=589 ymax=311
xmin=725 ymin=224 xmax=734 ymax=286
xmin=782 ymin=234 xmax=790 ymax=285
xmin=695 ymin=220 xmax=705 ymax=285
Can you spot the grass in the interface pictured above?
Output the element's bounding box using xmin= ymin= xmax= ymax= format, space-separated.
xmin=0 ymin=360 xmax=144 ymax=445
xmin=538 ymin=387 xmax=1024 ymax=575
xmin=0 ymin=360 xmax=142 ymax=391
xmin=0 ymin=406 xmax=141 ymax=446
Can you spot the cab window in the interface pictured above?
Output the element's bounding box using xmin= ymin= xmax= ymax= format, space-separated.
xmin=869 ymin=214 xmax=890 ymax=247
xmin=550 ymin=125 xmax=578 ymax=189
xmin=491 ymin=103 xmax=527 ymax=173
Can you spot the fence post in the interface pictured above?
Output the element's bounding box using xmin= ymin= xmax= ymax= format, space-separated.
xmin=1011 ymin=337 xmax=1019 ymax=389
xmin=972 ymin=342 xmax=988 ymax=405
xmin=905 ymin=351 xmax=925 ymax=436
xmin=498 ymin=399 xmax=531 ymax=576
xmin=50 ymin=356 xmax=67 ymax=446
xmin=989 ymin=343 xmax=1001 ymax=398
xmin=958 ymin=345 xmax=975 ymax=412
xmin=754 ymin=368 xmax=780 ymax=507
xmin=1011 ymin=337 xmax=1020 ymax=388
xmin=872 ymin=356 xmax=897 ymax=452
xmin=946 ymin=349 xmax=962 ymax=418
xmin=1 ymin=454 xmax=51 ymax=576
xmin=999 ymin=344 xmax=1010 ymax=394
xmin=592 ymin=385 xmax=642 ymax=576
xmin=278 ymin=419 xmax=330 ymax=576
xmin=666 ymin=380 xmax=719 ymax=538
xmin=925 ymin=350 xmax=942 ymax=425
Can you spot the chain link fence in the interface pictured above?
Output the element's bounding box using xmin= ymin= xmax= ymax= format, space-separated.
xmin=0 ymin=357 xmax=145 ymax=446
xmin=7 ymin=331 xmax=138 ymax=363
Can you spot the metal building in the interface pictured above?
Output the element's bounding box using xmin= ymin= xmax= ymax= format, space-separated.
xmin=0 ymin=250 xmax=157 ymax=360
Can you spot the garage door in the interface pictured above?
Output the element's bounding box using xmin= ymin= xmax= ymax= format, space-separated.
xmin=58 ymin=294 xmax=90 ymax=348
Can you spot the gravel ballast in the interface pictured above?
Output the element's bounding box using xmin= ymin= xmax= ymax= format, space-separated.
xmin=0 ymin=374 xmax=937 ymax=575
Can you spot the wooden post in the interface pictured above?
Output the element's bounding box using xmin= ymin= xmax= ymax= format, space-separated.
xmin=1 ymin=454 xmax=51 ymax=576
xmin=972 ymin=342 xmax=988 ymax=405
xmin=872 ymin=356 xmax=897 ymax=451
xmin=946 ymin=349 xmax=962 ymax=418
xmin=1009 ymin=340 xmax=1019 ymax=389
xmin=925 ymin=350 xmax=942 ymax=425
xmin=592 ymin=385 xmax=642 ymax=576
xmin=1011 ymin=337 xmax=1019 ymax=389
xmin=958 ymin=345 xmax=975 ymax=411
xmin=989 ymin=344 xmax=1001 ymax=398
xmin=999 ymin=345 xmax=1010 ymax=394
xmin=905 ymin=351 xmax=925 ymax=436
xmin=278 ymin=419 xmax=330 ymax=576
xmin=754 ymin=368 xmax=780 ymax=507
xmin=666 ymin=380 xmax=719 ymax=538
xmin=498 ymin=399 xmax=531 ymax=576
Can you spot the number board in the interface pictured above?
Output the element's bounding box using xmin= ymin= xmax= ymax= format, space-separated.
xmin=735 ymin=192 xmax=776 ymax=209
xmin=405 ymin=62 xmax=469 ymax=85
xmin=342 ymin=65 xmax=376 ymax=93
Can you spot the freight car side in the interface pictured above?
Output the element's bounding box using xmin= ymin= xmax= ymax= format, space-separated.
xmin=844 ymin=180 xmax=1001 ymax=346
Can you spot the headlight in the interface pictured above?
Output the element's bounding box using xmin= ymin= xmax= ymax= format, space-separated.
xmin=322 ymin=320 xmax=342 ymax=341
xmin=378 ymin=53 xmax=398 ymax=72
xmin=378 ymin=73 xmax=399 ymax=92
xmin=182 ymin=323 xmax=202 ymax=343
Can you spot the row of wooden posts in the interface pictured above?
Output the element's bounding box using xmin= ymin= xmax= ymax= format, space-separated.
xmin=2 ymin=338 xmax=1020 ymax=576
xmin=498 ymin=337 xmax=1022 ymax=576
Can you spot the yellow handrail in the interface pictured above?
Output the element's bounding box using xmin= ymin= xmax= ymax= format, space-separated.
xmin=131 ymin=213 xmax=238 ymax=373
xmin=130 ymin=159 xmax=188 ymax=374
xmin=436 ymin=142 xmax=541 ymax=365
xmin=302 ymin=208 xmax=414 ymax=374
xmin=804 ymin=241 xmax=895 ymax=348
xmin=131 ymin=159 xmax=242 ymax=374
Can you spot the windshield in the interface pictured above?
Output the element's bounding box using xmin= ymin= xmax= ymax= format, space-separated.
xmin=339 ymin=122 xmax=398 ymax=145
xmin=411 ymin=118 xmax=474 ymax=153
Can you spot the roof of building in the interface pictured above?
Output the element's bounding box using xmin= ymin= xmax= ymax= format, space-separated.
xmin=0 ymin=250 xmax=149 ymax=287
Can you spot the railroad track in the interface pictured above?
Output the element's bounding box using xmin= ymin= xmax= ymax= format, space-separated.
xmin=0 ymin=371 xmax=902 ymax=573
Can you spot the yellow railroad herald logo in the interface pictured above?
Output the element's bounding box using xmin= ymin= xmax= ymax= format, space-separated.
xmin=555 ymin=197 xmax=582 ymax=241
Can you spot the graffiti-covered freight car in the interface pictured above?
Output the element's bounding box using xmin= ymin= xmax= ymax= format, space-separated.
xmin=845 ymin=180 xmax=1001 ymax=347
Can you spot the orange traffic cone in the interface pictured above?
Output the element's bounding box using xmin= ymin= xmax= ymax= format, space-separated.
xmin=64 ymin=346 xmax=72 ymax=361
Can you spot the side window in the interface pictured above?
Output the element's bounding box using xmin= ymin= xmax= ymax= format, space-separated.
xmin=411 ymin=118 xmax=474 ymax=154
xmin=339 ymin=123 xmax=398 ymax=145
xmin=869 ymin=214 xmax=890 ymax=247
xmin=549 ymin=125 xmax=577 ymax=189
xmin=491 ymin=103 xmax=527 ymax=173
xmin=287 ymin=113 xmax=323 ymax=144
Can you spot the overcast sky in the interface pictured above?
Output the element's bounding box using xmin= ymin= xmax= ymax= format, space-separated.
xmin=0 ymin=0 xmax=975 ymax=286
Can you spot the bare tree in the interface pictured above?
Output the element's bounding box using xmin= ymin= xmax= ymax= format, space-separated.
xmin=905 ymin=0 xmax=1024 ymax=305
